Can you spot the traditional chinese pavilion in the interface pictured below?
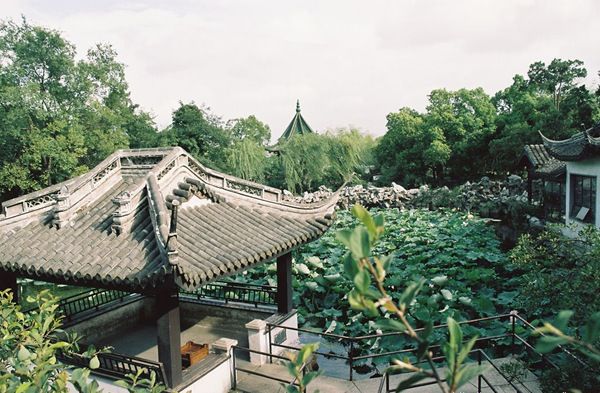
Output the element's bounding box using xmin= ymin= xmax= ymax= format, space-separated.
xmin=520 ymin=144 xmax=566 ymax=219
xmin=0 ymin=147 xmax=339 ymax=389
xmin=279 ymin=100 xmax=314 ymax=141
xmin=539 ymin=125 xmax=600 ymax=227
xmin=267 ymin=100 xmax=315 ymax=153
xmin=522 ymin=124 xmax=600 ymax=227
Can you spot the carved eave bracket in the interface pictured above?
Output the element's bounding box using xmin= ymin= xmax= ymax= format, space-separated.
xmin=166 ymin=200 xmax=179 ymax=265
xmin=52 ymin=186 xmax=71 ymax=229
xmin=112 ymin=191 xmax=133 ymax=235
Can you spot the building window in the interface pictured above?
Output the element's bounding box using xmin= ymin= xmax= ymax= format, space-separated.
xmin=570 ymin=175 xmax=596 ymax=224
xmin=544 ymin=180 xmax=565 ymax=222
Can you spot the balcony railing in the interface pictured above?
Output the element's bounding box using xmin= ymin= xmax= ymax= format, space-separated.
xmin=180 ymin=281 xmax=277 ymax=308
xmin=58 ymin=348 xmax=167 ymax=385
xmin=57 ymin=288 xmax=138 ymax=321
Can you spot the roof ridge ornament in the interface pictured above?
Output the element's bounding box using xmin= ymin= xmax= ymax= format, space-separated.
xmin=52 ymin=185 xmax=71 ymax=229
xmin=166 ymin=200 xmax=179 ymax=265
xmin=296 ymin=99 xmax=301 ymax=113
xmin=112 ymin=191 xmax=133 ymax=235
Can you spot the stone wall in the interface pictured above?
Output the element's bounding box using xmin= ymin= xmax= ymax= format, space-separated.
xmin=284 ymin=175 xmax=531 ymax=216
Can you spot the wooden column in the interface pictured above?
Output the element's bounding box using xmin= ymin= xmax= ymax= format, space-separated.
xmin=156 ymin=287 xmax=182 ymax=387
xmin=0 ymin=271 xmax=18 ymax=304
xmin=276 ymin=252 xmax=293 ymax=313
xmin=527 ymin=172 xmax=533 ymax=203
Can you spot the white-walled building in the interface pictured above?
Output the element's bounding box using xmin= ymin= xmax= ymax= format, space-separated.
xmin=540 ymin=125 xmax=600 ymax=228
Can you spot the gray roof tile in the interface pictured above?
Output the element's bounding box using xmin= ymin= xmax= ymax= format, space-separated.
xmin=0 ymin=148 xmax=338 ymax=291
xmin=540 ymin=124 xmax=600 ymax=161
xmin=523 ymin=144 xmax=566 ymax=179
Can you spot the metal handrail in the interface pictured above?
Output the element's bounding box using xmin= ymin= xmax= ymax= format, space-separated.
xmin=180 ymin=281 xmax=277 ymax=308
xmin=268 ymin=313 xmax=591 ymax=383
xmin=376 ymin=348 xmax=524 ymax=393
xmin=58 ymin=289 xmax=135 ymax=320
xmin=24 ymin=288 xmax=137 ymax=319
xmin=26 ymin=280 xmax=275 ymax=322
xmin=231 ymin=346 xmax=303 ymax=391
xmin=58 ymin=348 xmax=167 ymax=385
xmin=268 ymin=314 xmax=516 ymax=380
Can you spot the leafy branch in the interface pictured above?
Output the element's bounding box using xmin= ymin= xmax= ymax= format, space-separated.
xmin=284 ymin=343 xmax=321 ymax=393
xmin=534 ymin=310 xmax=600 ymax=364
xmin=0 ymin=289 xmax=167 ymax=393
xmin=336 ymin=205 xmax=487 ymax=392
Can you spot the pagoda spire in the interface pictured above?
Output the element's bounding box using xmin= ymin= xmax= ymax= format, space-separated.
xmin=278 ymin=99 xmax=314 ymax=141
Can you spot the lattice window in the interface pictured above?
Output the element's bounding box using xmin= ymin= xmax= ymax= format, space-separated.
xmin=188 ymin=160 xmax=208 ymax=180
xmin=570 ymin=174 xmax=596 ymax=224
xmin=25 ymin=193 xmax=58 ymax=210
xmin=121 ymin=155 xmax=164 ymax=167
xmin=157 ymin=159 xmax=176 ymax=180
xmin=226 ymin=180 xmax=262 ymax=196
xmin=93 ymin=160 xmax=118 ymax=185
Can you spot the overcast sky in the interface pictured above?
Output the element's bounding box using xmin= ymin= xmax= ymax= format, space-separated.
xmin=4 ymin=0 xmax=600 ymax=138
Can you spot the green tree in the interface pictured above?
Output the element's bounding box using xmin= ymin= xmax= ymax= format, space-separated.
xmin=375 ymin=108 xmax=438 ymax=186
xmin=277 ymin=133 xmax=330 ymax=193
xmin=227 ymin=115 xmax=271 ymax=146
xmin=534 ymin=310 xmax=600 ymax=392
xmin=283 ymin=343 xmax=321 ymax=393
xmin=0 ymin=18 xmax=87 ymax=198
xmin=509 ymin=226 xmax=600 ymax=326
xmin=490 ymin=58 xmax=598 ymax=172
xmin=225 ymin=138 xmax=267 ymax=182
xmin=269 ymin=130 xmax=370 ymax=193
xmin=324 ymin=128 xmax=376 ymax=184
xmin=161 ymin=102 xmax=230 ymax=169
xmin=0 ymin=18 xmax=158 ymax=201
xmin=0 ymin=289 xmax=167 ymax=392
xmin=527 ymin=59 xmax=587 ymax=111
xmin=424 ymin=88 xmax=496 ymax=181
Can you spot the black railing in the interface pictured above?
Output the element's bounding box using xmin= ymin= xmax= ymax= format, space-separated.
xmin=56 ymin=288 xmax=136 ymax=321
xmin=24 ymin=288 xmax=139 ymax=323
xmin=231 ymin=346 xmax=307 ymax=392
xmin=268 ymin=312 xmax=592 ymax=388
xmin=376 ymin=349 xmax=523 ymax=393
xmin=180 ymin=281 xmax=277 ymax=308
xmin=25 ymin=281 xmax=276 ymax=321
xmin=59 ymin=348 xmax=167 ymax=385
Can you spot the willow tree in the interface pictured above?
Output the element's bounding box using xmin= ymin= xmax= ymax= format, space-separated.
xmin=225 ymin=138 xmax=267 ymax=182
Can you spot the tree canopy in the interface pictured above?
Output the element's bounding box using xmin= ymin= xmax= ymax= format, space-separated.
xmin=0 ymin=18 xmax=157 ymax=200
xmin=2 ymin=18 xmax=600 ymax=197
xmin=376 ymin=59 xmax=600 ymax=187
xmin=376 ymin=88 xmax=496 ymax=186
xmin=489 ymin=58 xmax=598 ymax=172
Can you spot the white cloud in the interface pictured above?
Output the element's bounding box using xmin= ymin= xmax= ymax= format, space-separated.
xmin=3 ymin=0 xmax=600 ymax=137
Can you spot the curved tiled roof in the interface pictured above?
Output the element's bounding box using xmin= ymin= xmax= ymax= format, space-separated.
xmin=174 ymin=201 xmax=333 ymax=289
xmin=522 ymin=144 xmax=566 ymax=179
xmin=0 ymin=178 xmax=166 ymax=290
xmin=540 ymin=124 xmax=600 ymax=161
xmin=0 ymin=147 xmax=339 ymax=291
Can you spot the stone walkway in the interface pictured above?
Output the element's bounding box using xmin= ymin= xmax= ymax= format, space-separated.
xmin=231 ymin=357 xmax=542 ymax=393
